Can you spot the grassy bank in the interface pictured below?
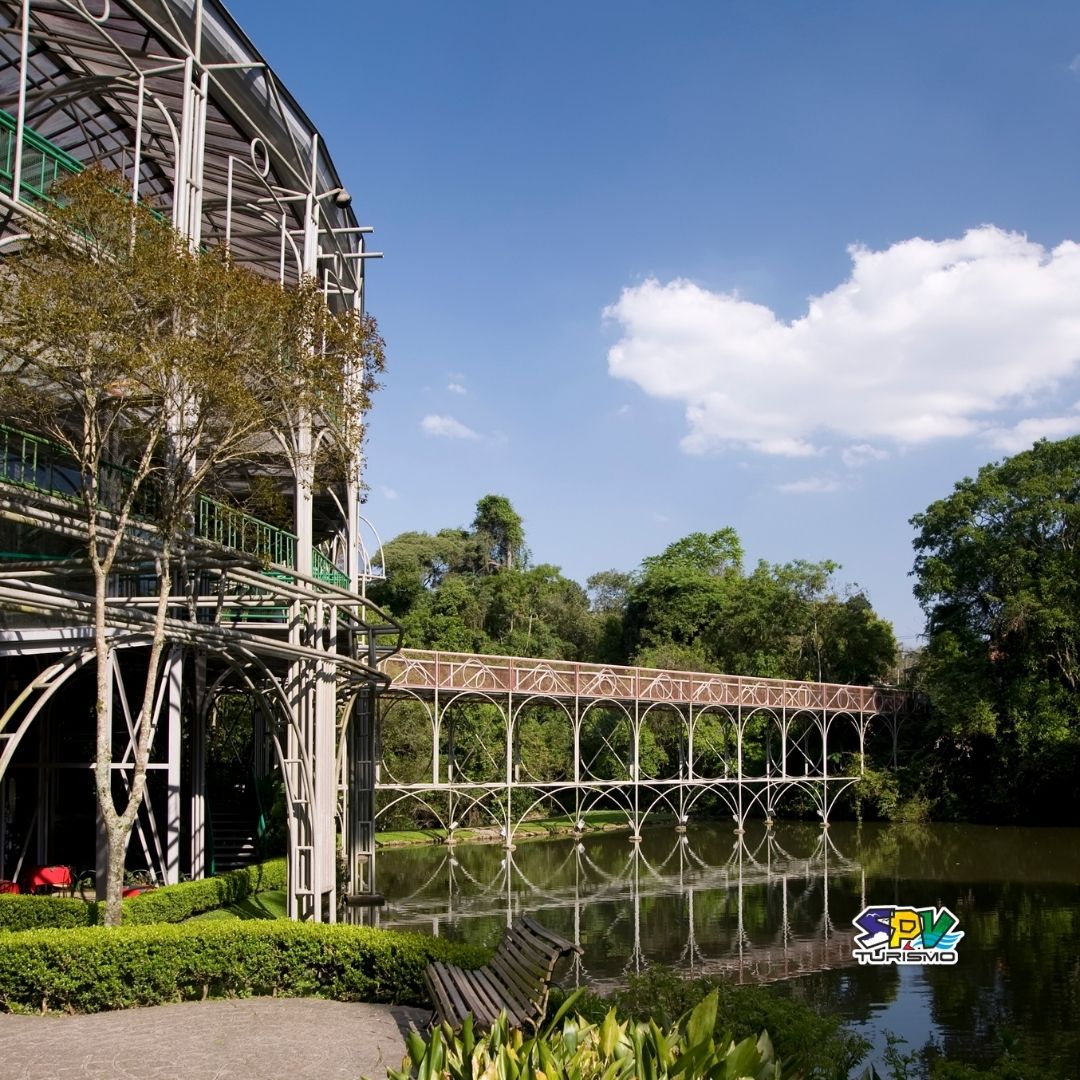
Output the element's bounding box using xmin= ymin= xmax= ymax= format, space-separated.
xmin=376 ymin=809 xmax=669 ymax=847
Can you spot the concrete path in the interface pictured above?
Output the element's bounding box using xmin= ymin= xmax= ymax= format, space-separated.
xmin=0 ymin=998 xmax=429 ymax=1080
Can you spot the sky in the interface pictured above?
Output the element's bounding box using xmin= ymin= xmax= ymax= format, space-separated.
xmin=227 ymin=0 xmax=1080 ymax=647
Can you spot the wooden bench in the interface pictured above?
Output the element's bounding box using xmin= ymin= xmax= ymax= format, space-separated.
xmin=424 ymin=914 xmax=581 ymax=1033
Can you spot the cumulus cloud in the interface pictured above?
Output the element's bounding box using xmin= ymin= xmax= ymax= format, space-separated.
xmin=986 ymin=410 xmax=1080 ymax=453
xmin=777 ymin=476 xmax=842 ymax=495
xmin=841 ymin=443 xmax=889 ymax=468
xmin=447 ymin=382 xmax=467 ymax=395
xmin=420 ymin=414 xmax=480 ymax=440
xmin=605 ymin=228 xmax=1080 ymax=458
xmin=379 ymin=486 xmax=399 ymax=501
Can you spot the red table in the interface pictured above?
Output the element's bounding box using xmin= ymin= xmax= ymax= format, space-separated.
xmin=21 ymin=865 xmax=73 ymax=895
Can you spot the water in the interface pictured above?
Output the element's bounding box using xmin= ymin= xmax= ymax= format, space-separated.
xmin=371 ymin=822 xmax=1080 ymax=1075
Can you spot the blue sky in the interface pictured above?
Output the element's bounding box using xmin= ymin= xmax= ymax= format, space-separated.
xmin=229 ymin=1 xmax=1080 ymax=646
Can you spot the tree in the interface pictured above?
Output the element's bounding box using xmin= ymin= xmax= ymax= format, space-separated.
xmin=625 ymin=529 xmax=896 ymax=683
xmin=472 ymin=494 xmax=526 ymax=572
xmin=911 ymin=436 xmax=1080 ymax=820
xmin=0 ymin=169 xmax=382 ymax=921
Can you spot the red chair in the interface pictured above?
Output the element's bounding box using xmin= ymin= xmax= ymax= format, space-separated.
xmin=21 ymin=865 xmax=74 ymax=896
xmin=0 ymin=880 xmax=19 ymax=894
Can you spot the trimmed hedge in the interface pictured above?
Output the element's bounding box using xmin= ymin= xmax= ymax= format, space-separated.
xmin=0 ymin=858 xmax=287 ymax=932
xmin=124 ymin=858 xmax=286 ymax=924
xmin=0 ymin=896 xmax=97 ymax=932
xmin=0 ymin=921 xmax=487 ymax=1014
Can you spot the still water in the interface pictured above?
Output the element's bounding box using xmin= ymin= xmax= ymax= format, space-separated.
xmin=372 ymin=822 xmax=1080 ymax=1075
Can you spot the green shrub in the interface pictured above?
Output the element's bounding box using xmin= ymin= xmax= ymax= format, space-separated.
xmin=123 ymin=858 xmax=286 ymax=924
xmin=386 ymin=990 xmax=781 ymax=1080
xmin=0 ymin=895 xmax=101 ymax=932
xmin=0 ymin=858 xmax=287 ymax=932
xmin=0 ymin=920 xmax=486 ymax=1014
xmin=552 ymin=966 xmax=869 ymax=1079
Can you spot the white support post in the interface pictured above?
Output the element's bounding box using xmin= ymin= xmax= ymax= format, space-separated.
xmin=190 ymin=652 xmax=207 ymax=880
xmin=13 ymin=0 xmax=30 ymax=206
xmin=164 ymin=646 xmax=182 ymax=884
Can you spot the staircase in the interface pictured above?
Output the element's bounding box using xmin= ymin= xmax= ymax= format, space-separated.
xmin=207 ymin=776 xmax=263 ymax=873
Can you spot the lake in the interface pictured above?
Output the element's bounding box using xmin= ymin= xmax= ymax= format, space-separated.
xmin=370 ymin=821 xmax=1080 ymax=1076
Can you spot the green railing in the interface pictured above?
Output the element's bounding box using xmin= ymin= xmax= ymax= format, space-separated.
xmin=196 ymin=497 xmax=296 ymax=569
xmin=1 ymin=422 xmax=300 ymax=574
xmin=312 ymin=549 xmax=350 ymax=590
xmin=0 ymin=108 xmax=84 ymax=205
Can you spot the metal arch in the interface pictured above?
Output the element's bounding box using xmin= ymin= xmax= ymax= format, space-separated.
xmin=377 ymin=648 xmax=913 ymax=847
xmin=0 ymin=0 xmax=375 ymax=297
xmin=0 ymin=648 xmax=93 ymax=785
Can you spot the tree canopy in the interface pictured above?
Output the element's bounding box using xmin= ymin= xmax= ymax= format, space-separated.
xmin=911 ymin=436 xmax=1080 ymax=821
xmin=372 ymin=504 xmax=897 ymax=685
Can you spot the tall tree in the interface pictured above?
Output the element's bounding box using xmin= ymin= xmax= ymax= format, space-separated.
xmin=911 ymin=436 xmax=1080 ymax=820
xmin=472 ymin=494 xmax=526 ymax=572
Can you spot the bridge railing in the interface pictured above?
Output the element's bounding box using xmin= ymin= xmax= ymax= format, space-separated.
xmin=382 ymin=648 xmax=910 ymax=713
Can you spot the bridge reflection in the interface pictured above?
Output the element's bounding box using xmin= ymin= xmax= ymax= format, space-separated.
xmin=365 ymin=824 xmax=868 ymax=988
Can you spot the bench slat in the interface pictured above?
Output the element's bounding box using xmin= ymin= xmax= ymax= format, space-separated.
xmin=424 ymin=916 xmax=578 ymax=1034
xmin=488 ymin=949 xmax=545 ymax=1011
xmin=520 ymin=913 xmax=580 ymax=955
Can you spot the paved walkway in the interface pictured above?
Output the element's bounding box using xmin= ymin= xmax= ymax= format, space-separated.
xmin=0 ymin=998 xmax=429 ymax=1080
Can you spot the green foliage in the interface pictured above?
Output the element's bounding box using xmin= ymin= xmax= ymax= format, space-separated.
xmin=554 ymin=966 xmax=870 ymax=1080
xmin=0 ymin=921 xmax=485 ymax=1014
xmin=625 ymin=536 xmax=896 ymax=684
xmin=386 ymin=990 xmax=782 ymax=1080
xmin=0 ymin=895 xmax=100 ymax=932
xmin=371 ymin=496 xmax=596 ymax=661
xmin=910 ymin=436 xmax=1080 ymax=822
xmin=122 ymin=858 xmax=286 ymax=924
xmin=0 ymin=859 xmax=286 ymax=932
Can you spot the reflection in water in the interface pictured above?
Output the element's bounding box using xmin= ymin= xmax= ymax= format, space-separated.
xmin=370 ymin=822 xmax=867 ymax=989
xmin=371 ymin=822 xmax=1080 ymax=1075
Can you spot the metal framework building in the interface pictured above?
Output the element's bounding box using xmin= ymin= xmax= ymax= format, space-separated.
xmin=0 ymin=0 xmax=396 ymax=920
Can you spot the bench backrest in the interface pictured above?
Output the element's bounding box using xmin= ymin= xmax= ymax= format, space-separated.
xmin=488 ymin=915 xmax=579 ymax=1015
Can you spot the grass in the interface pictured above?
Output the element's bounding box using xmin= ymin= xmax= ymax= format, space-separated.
xmin=187 ymin=889 xmax=288 ymax=922
xmin=375 ymin=809 xmax=660 ymax=847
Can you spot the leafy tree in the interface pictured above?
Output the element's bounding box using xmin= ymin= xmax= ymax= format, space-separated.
xmin=472 ymin=494 xmax=526 ymax=572
xmin=624 ymin=529 xmax=896 ymax=684
xmin=911 ymin=436 xmax=1080 ymax=821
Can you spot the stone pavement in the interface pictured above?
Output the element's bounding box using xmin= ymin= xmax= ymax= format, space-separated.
xmin=0 ymin=998 xmax=430 ymax=1080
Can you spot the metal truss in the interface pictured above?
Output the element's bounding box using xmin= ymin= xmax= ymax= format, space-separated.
xmin=0 ymin=2 xmax=396 ymax=919
xmin=376 ymin=649 xmax=913 ymax=847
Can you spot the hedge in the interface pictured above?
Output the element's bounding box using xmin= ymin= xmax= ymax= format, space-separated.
xmin=0 ymin=921 xmax=487 ymax=1014
xmin=0 ymin=858 xmax=287 ymax=932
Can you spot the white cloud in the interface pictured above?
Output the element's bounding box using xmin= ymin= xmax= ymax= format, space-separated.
xmin=986 ymin=412 xmax=1080 ymax=453
xmin=776 ymin=476 xmax=842 ymax=495
xmin=841 ymin=443 xmax=889 ymax=468
xmin=1070 ymin=53 xmax=1080 ymax=76
xmin=447 ymin=382 xmax=467 ymax=395
xmin=605 ymin=228 xmax=1080 ymax=458
xmin=616 ymin=403 xmax=632 ymax=417
xmin=420 ymin=414 xmax=480 ymax=440
xmin=379 ymin=486 xmax=399 ymax=501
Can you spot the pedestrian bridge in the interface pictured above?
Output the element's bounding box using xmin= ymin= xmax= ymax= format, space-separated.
xmin=376 ymin=649 xmax=914 ymax=843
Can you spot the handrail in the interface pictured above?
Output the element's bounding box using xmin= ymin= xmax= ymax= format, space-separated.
xmin=0 ymin=107 xmax=84 ymax=205
xmin=312 ymin=549 xmax=349 ymax=590
xmin=1 ymin=421 xmax=299 ymax=571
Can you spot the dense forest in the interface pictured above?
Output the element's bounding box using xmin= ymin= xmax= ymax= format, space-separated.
xmin=370 ymin=436 xmax=1080 ymax=826
xmin=369 ymin=495 xmax=898 ymax=684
